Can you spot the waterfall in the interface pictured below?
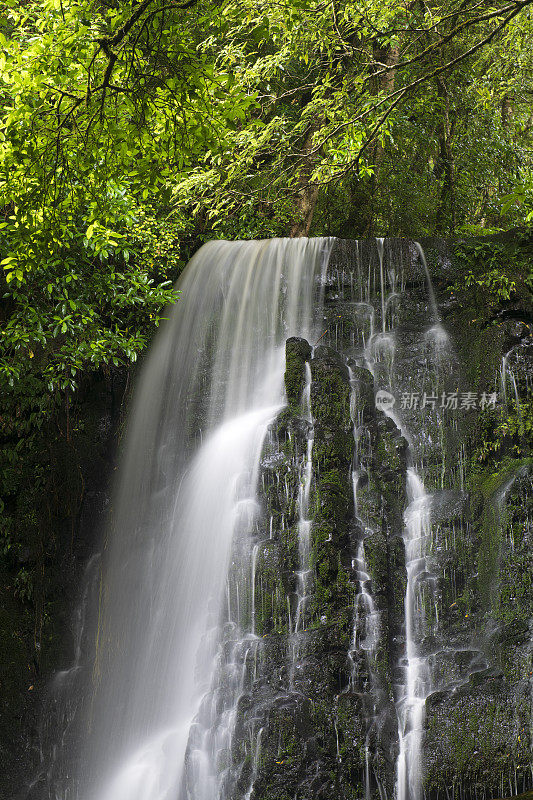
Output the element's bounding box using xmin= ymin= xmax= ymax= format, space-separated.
xmin=42 ymin=235 xmax=529 ymax=800
xmin=76 ymin=238 xmax=333 ymax=800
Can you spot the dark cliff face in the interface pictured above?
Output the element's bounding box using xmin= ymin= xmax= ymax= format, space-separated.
xmin=0 ymin=373 xmax=128 ymax=799
xmin=3 ymin=235 xmax=532 ymax=800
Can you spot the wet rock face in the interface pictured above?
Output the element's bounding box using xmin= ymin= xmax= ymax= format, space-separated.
xmin=242 ymin=339 xmax=364 ymax=800
xmin=230 ymin=337 xmax=408 ymax=800
xmin=285 ymin=337 xmax=313 ymax=408
xmin=309 ymin=346 xmax=353 ymax=617
xmin=229 ymin=238 xmax=532 ymax=800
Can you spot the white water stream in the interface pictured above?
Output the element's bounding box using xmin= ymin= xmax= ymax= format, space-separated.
xmin=396 ymin=469 xmax=433 ymax=800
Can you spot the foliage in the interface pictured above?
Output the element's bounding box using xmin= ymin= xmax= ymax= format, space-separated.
xmin=1 ymin=0 xmax=533 ymax=247
xmin=450 ymin=237 xmax=533 ymax=317
xmin=1 ymin=220 xmax=178 ymax=391
xmin=475 ymin=400 xmax=533 ymax=463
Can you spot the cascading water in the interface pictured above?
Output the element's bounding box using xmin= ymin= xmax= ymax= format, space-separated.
xmin=42 ymin=235 xmax=531 ymax=800
xmin=347 ymin=239 xmax=457 ymax=800
xmin=347 ymin=366 xmax=381 ymax=800
xmin=73 ymin=238 xmax=333 ymax=800
xmin=347 ymin=368 xmax=380 ymax=692
xmin=370 ymin=244 xmax=450 ymax=800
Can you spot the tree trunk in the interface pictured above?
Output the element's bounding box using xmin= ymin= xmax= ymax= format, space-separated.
xmin=365 ymin=44 xmax=399 ymax=234
xmin=434 ymin=75 xmax=456 ymax=233
xmin=290 ymin=126 xmax=321 ymax=238
xmin=501 ymin=94 xmax=513 ymax=128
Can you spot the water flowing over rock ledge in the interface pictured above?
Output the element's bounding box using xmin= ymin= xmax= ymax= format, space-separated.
xmin=12 ymin=236 xmax=532 ymax=800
